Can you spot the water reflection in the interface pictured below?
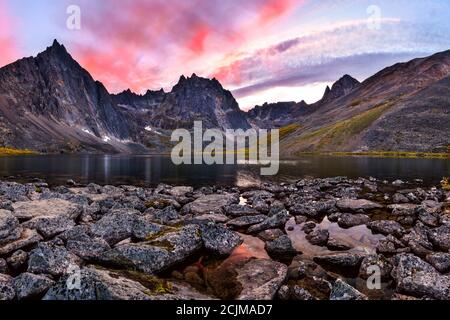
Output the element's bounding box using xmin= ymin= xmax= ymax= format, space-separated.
xmin=0 ymin=154 xmax=448 ymax=186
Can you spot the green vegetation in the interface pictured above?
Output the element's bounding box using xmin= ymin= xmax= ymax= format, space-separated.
xmin=288 ymin=100 xmax=398 ymax=152
xmin=0 ymin=147 xmax=37 ymax=156
xmin=109 ymin=268 xmax=173 ymax=295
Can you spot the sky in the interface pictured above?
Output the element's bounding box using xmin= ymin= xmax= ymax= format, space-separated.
xmin=1 ymin=0 xmax=450 ymax=110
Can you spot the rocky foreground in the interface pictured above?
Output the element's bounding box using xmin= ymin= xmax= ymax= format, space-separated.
xmin=0 ymin=177 xmax=449 ymax=300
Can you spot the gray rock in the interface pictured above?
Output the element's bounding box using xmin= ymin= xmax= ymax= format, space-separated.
xmin=132 ymin=216 xmax=166 ymax=241
xmin=330 ymin=279 xmax=367 ymax=300
xmin=22 ymin=214 xmax=75 ymax=239
xmin=236 ymin=259 xmax=288 ymax=300
xmin=64 ymin=226 xmax=111 ymax=260
xmin=99 ymin=225 xmax=203 ymax=274
xmin=291 ymin=286 xmax=317 ymax=300
xmin=168 ymin=186 xmax=193 ymax=198
xmin=337 ymin=213 xmax=370 ymax=228
xmin=247 ymin=210 xmax=289 ymax=233
xmin=0 ymin=182 xmax=34 ymax=202
xmin=147 ymin=206 xmax=180 ymax=225
xmin=0 ymin=229 xmax=43 ymax=255
xmin=182 ymin=193 xmax=237 ymax=215
xmin=12 ymin=199 xmax=81 ymax=220
xmin=314 ymin=253 xmax=365 ymax=269
xmin=257 ymin=229 xmax=285 ymax=241
xmin=359 ymin=254 xmax=393 ymax=280
xmin=290 ymin=200 xmax=336 ymax=218
xmin=327 ymin=237 xmax=352 ymax=251
xmin=428 ymin=225 xmax=450 ymax=251
xmin=377 ymin=235 xmax=409 ymax=254
xmin=0 ymin=209 xmax=22 ymax=245
xmin=302 ymin=221 xmax=316 ymax=234
xmin=201 ymin=224 xmax=242 ymax=256
xmin=337 ymin=199 xmax=382 ymax=212
xmin=426 ymin=252 xmax=450 ymax=274
xmin=393 ymin=193 xmax=410 ymax=204
xmin=7 ymin=250 xmax=28 ymax=270
xmin=392 ymin=253 xmax=450 ymax=300
xmin=0 ymin=259 xmax=6 ymax=273
xmin=224 ymin=204 xmax=260 ymax=217
xmin=90 ymin=209 xmax=138 ymax=245
xmin=227 ymin=215 xmax=267 ymax=228
xmin=44 ymin=266 xmax=213 ymax=300
xmin=0 ymin=274 xmax=15 ymax=300
xmin=13 ymin=273 xmax=54 ymax=300
xmin=368 ymin=220 xmax=405 ymax=236
xmin=265 ymin=235 xmax=297 ymax=257
xmin=306 ymin=229 xmax=329 ymax=246
xmin=28 ymin=242 xmax=79 ymax=276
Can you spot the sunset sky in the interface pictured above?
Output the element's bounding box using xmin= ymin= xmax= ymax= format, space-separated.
xmin=1 ymin=0 xmax=450 ymax=110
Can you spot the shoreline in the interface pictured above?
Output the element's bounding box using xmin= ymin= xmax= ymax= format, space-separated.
xmin=0 ymin=177 xmax=449 ymax=300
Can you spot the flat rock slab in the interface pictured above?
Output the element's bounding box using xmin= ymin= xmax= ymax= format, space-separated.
xmin=0 ymin=229 xmax=42 ymax=256
xmin=236 ymin=259 xmax=288 ymax=300
xmin=182 ymin=194 xmax=238 ymax=215
xmin=337 ymin=199 xmax=383 ymax=212
xmin=12 ymin=199 xmax=81 ymax=220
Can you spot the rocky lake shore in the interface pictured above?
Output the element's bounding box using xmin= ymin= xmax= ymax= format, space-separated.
xmin=0 ymin=177 xmax=449 ymax=301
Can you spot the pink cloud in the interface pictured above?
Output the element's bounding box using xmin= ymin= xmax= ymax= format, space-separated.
xmin=0 ymin=1 xmax=20 ymax=67
xmin=64 ymin=0 xmax=304 ymax=93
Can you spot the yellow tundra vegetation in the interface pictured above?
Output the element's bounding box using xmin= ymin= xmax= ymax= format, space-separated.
xmin=0 ymin=147 xmax=37 ymax=156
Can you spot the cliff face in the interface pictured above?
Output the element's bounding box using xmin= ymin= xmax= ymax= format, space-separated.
xmin=278 ymin=51 xmax=450 ymax=154
xmin=0 ymin=40 xmax=134 ymax=153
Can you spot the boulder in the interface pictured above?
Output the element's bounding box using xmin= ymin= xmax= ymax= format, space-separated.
xmin=64 ymin=226 xmax=111 ymax=260
xmin=428 ymin=225 xmax=450 ymax=251
xmin=426 ymin=252 xmax=450 ymax=274
xmin=337 ymin=213 xmax=370 ymax=228
xmin=43 ymin=266 xmax=213 ymax=300
xmin=257 ymin=229 xmax=285 ymax=242
xmin=13 ymin=273 xmax=54 ymax=300
xmin=265 ymin=235 xmax=297 ymax=257
xmin=28 ymin=242 xmax=80 ymax=277
xmin=247 ymin=210 xmax=289 ymax=234
xmin=99 ymin=225 xmax=203 ymax=274
xmin=291 ymin=286 xmax=317 ymax=300
xmin=12 ymin=199 xmax=81 ymax=220
xmin=0 ymin=274 xmax=15 ymax=300
xmin=7 ymin=250 xmax=28 ymax=270
xmin=359 ymin=254 xmax=393 ymax=280
xmin=330 ymin=279 xmax=367 ymax=300
xmin=368 ymin=220 xmax=405 ymax=236
xmin=22 ymin=214 xmax=75 ymax=239
xmin=337 ymin=199 xmax=382 ymax=212
xmin=0 ymin=209 xmax=22 ymax=245
xmin=224 ymin=204 xmax=260 ymax=217
xmin=392 ymin=253 xmax=450 ymax=300
xmin=146 ymin=206 xmax=180 ymax=225
xmin=0 ymin=229 xmax=42 ymax=256
xmin=201 ymin=224 xmax=242 ymax=256
xmin=182 ymin=194 xmax=238 ymax=215
xmin=227 ymin=215 xmax=267 ymax=229
xmin=306 ymin=229 xmax=329 ymax=246
xmin=327 ymin=238 xmax=352 ymax=251
xmin=236 ymin=259 xmax=288 ymax=300
xmin=314 ymin=253 xmax=365 ymax=269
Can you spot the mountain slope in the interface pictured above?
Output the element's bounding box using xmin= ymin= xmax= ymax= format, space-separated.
xmin=280 ymin=50 xmax=450 ymax=154
xmin=0 ymin=40 xmax=137 ymax=153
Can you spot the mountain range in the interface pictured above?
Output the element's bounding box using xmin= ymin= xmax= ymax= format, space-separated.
xmin=0 ymin=40 xmax=449 ymax=155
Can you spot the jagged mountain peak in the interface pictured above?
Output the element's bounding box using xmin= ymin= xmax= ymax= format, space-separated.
xmin=321 ymin=74 xmax=360 ymax=102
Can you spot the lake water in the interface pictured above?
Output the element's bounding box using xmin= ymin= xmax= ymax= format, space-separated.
xmin=0 ymin=154 xmax=448 ymax=186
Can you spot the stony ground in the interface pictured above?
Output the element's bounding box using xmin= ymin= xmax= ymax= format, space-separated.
xmin=0 ymin=177 xmax=449 ymax=300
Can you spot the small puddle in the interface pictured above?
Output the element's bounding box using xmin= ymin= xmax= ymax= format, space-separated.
xmin=286 ymin=217 xmax=385 ymax=258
